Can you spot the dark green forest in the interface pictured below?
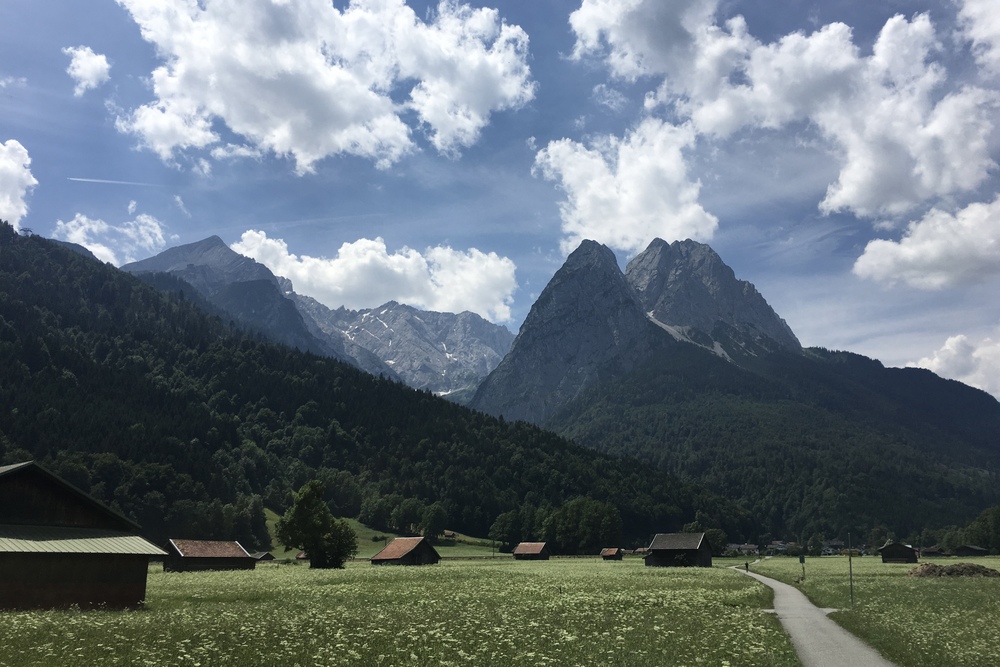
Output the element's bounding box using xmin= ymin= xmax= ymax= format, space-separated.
xmin=0 ymin=222 xmax=749 ymax=552
xmin=546 ymin=328 xmax=1000 ymax=544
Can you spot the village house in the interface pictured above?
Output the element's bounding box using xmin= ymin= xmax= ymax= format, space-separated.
xmin=645 ymin=533 xmax=713 ymax=568
xmin=513 ymin=542 xmax=551 ymax=560
xmin=163 ymin=539 xmax=257 ymax=572
xmin=370 ymin=537 xmax=440 ymax=565
xmin=0 ymin=461 xmax=167 ymax=610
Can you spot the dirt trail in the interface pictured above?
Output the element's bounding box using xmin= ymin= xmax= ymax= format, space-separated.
xmin=738 ymin=569 xmax=899 ymax=667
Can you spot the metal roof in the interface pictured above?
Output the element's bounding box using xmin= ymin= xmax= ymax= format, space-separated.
xmin=0 ymin=524 xmax=167 ymax=556
xmin=649 ymin=533 xmax=706 ymax=551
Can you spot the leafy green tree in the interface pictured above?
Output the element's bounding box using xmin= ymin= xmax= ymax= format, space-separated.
xmin=276 ymin=480 xmax=357 ymax=568
xmin=420 ymin=502 xmax=448 ymax=540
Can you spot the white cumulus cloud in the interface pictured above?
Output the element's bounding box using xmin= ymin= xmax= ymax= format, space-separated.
xmin=0 ymin=139 xmax=38 ymax=230
xmin=63 ymin=45 xmax=111 ymax=96
xmin=52 ymin=212 xmax=168 ymax=265
xmin=114 ymin=0 xmax=534 ymax=172
xmin=911 ymin=332 xmax=1000 ymax=399
xmin=958 ymin=0 xmax=1000 ymax=77
xmin=533 ymin=117 xmax=718 ymax=255
xmin=231 ymin=230 xmax=517 ymax=322
xmin=570 ymin=2 xmax=1000 ymax=219
xmin=853 ymin=195 xmax=1000 ymax=289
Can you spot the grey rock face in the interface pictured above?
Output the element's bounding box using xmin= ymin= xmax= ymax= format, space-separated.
xmin=470 ymin=240 xmax=658 ymax=424
xmin=626 ymin=238 xmax=801 ymax=353
xmin=295 ymin=298 xmax=514 ymax=395
xmin=471 ymin=237 xmax=805 ymax=425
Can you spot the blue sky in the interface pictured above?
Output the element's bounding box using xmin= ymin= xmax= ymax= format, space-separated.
xmin=2 ymin=0 xmax=1000 ymax=397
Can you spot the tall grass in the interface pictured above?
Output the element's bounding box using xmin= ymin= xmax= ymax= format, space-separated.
xmin=751 ymin=556 xmax=1000 ymax=667
xmin=0 ymin=559 xmax=795 ymax=666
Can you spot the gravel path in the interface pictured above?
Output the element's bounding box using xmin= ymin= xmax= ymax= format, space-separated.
xmin=738 ymin=568 xmax=900 ymax=667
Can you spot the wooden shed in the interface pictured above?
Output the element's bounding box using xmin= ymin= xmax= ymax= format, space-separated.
xmin=0 ymin=461 xmax=167 ymax=610
xmin=600 ymin=547 xmax=624 ymax=561
xmin=250 ymin=551 xmax=275 ymax=561
xmin=953 ymin=544 xmax=989 ymax=557
xmin=645 ymin=533 xmax=713 ymax=567
xmin=370 ymin=537 xmax=440 ymax=566
xmin=879 ymin=540 xmax=918 ymax=563
xmin=164 ymin=539 xmax=256 ymax=572
xmin=513 ymin=542 xmax=551 ymax=560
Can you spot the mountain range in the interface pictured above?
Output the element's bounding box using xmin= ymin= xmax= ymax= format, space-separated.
xmin=122 ymin=236 xmax=514 ymax=396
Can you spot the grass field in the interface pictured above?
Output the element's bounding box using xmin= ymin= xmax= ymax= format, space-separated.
xmin=0 ymin=559 xmax=796 ymax=667
xmin=751 ymin=556 xmax=1000 ymax=667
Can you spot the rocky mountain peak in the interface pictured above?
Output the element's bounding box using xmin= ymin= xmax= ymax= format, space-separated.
xmin=122 ymin=236 xmax=276 ymax=293
xmin=626 ymin=238 xmax=801 ymax=352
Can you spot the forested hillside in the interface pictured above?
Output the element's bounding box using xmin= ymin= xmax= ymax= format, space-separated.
xmin=0 ymin=222 xmax=747 ymax=551
xmin=546 ymin=339 xmax=1000 ymax=541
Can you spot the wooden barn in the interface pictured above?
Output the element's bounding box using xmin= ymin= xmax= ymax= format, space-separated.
xmin=250 ymin=551 xmax=275 ymax=561
xmin=0 ymin=460 xmax=167 ymax=610
xmin=163 ymin=539 xmax=256 ymax=572
xmin=879 ymin=540 xmax=918 ymax=563
xmin=645 ymin=533 xmax=713 ymax=568
xmin=600 ymin=547 xmax=624 ymax=561
xmin=513 ymin=542 xmax=551 ymax=560
xmin=371 ymin=537 xmax=440 ymax=566
xmin=953 ymin=544 xmax=989 ymax=557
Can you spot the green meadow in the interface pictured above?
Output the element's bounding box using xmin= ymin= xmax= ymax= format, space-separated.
xmin=751 ymin=556 xmax=1000 ymax=667
xmin=0 ymin=559 xmax=795 ymax=667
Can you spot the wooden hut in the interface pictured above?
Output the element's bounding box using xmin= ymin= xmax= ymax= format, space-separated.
xmin=879 ymin=540 xmax=918 ymax=563
xmin=953 ymin=544 xmax=989 ymax=557
xmin=0 ymin=461 xmax=167 ymax=610
xmin=513 ymin=542 xmax=551 ymax=560
xmin=163 ymin=539 xmax=256 ymax=572
xmin=250 ymin=551 xmax=275 ymax=561
xmin=370 ymin=537 xmax=440 ymax=566
xmin=645 ymin=533 xmax=713 ymax=567
xmin=600 ymin=547 xmax=624 ymax=561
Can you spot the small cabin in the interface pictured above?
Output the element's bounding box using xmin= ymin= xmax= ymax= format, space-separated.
xmin=953 ymin=544 xmax=988 ymax=558
xmin=0 ymin=461 xmax=167 ymax=610
xmin=600 ymin=547 xmax=624 ymax=561
xmin=645 ymin=533 xmax=712 ymax=568
xmin=879 ymin=540 xmax=918 ymax=564
xmin=163 ymin=539 xmax=256 ymax=572
xmin=513 ymin=542 xmax=551 ymax=560
xmin=371 ymin=537 xmax=440 ymax=566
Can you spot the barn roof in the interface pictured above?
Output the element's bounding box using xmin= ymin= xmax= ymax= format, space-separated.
xmin=0 ymin=525 xmax=167 ymax=556
xmin=0 ymin=460 xmax=142 ymax=531
xmin=513 ymin=542 xmax=548 ymax=555
xmin=371 ymin=537 xmax=428 ymax=561
xmin=600 ymin=547 xmax=622 ymax=556
xmin=649 ymin=533 xmax=706 ymax=550
xmin=168 ymin=539 xmax=252 ymax=558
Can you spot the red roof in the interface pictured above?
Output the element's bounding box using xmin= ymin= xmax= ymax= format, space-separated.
xmin=371 ymin=537 xmax=427 ymax=561
xmin=169 ymin=539 xmax=252 ymax=558
xmin=600 ymin=547 xmax=622 ymax=557
xmin=513 ymin=542 xmax=548 ymax=555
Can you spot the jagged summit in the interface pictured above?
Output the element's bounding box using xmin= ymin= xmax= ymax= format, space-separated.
xmin=122 ymin=236 xmax=276 ymax=292
xmin=626 ymin=238 xmax=801 ymax=352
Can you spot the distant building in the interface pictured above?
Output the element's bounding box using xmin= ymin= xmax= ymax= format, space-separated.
xmin=953 ymin=545 xmax=989 ymax=557
xmin=879 ymin=540 xmax=918 ymax=564
xmin=0 ymin=461 xmax=167 ymax=610
xmin=164 ymin=539 xmax=256 ymax=572
xmin=250 ymin=551 xmax=275 ymax=561
xmin=645 ymin=533 xmax=712 ymax=568
xmin=600 ymin=547 xmax=624 ymax=561
xmin=371 ymin=537 xmax=440 ymax=566
xmin=513 ymin=542 xmax=551 ymax=560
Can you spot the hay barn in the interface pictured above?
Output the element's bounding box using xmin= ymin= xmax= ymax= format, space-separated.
xmin=164 ymin=539 xmax=256 ymax=572
xmin=645 ymin=533 xmax=712 ymax=568
xmin=0 ymin=461 xmax=167 ymax=610
xmin=953 ymin=545 xmax=989 ymax=557
xmin=879 ymin=540 xmax=918 ymax=563
xmin=513 ymin=542 xmax=551 ymax=560
xmin=600 ymin=547 xmax=623 ymax=560
xmin=370 ymin=537 xmax=440 ymax=565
